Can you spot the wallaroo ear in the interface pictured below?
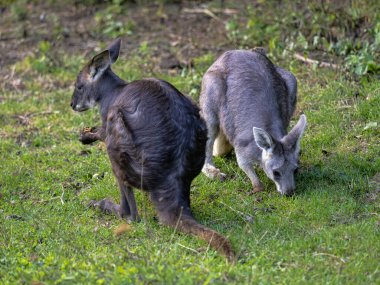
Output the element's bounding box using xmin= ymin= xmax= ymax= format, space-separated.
xmin=253 ymin=127 xmax=273 ymax=151
xmin=89 ymin=50 xmax=111 ymax=80
xmin=108 ymin=38 xmax=121 ymax=63
xmin=282 ymin=114 xmax=307 ymax=151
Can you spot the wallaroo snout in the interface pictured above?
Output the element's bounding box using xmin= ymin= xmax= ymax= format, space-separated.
xmin=70 ymin=38 xmax=234 ymax=261
xmin=200 ymin=49 xmax=307 ymax=196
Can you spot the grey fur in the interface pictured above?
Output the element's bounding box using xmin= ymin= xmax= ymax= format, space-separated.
xmin=200 ymin=50 xmax=307 ymax=196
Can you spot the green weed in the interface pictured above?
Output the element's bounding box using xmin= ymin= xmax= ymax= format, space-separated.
xmin=95 ymin=4 xmax=135 ymax=38
xmin=224 ymin=0 xmax=380 ymax=76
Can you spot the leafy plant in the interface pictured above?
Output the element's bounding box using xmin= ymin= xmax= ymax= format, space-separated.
xmin=343 ymin=22 xmax=380 ymax=75
xmin=95 ymin=4 xmax=134 ymax=37
xmin=10 ymin=0 xmax=28 ymax=21
xmin=226 ymin=0 xmax=379 ymax=76
xmin=14 ymin=40 xmax=55 ymax=74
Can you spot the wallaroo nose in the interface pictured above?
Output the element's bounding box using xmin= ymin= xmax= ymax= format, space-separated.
xmin=70 ymin=101 xmax=74 ymax=108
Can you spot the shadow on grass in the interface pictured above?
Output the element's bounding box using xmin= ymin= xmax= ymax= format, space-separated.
xmin=295 ymin=157 xmax=373 ymax=200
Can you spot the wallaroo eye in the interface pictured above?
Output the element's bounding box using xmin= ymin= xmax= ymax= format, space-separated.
xmin=77 ymin=85 xmax=83 ymax=91
xmin=273 ymin=171 xmax=281 ymax=178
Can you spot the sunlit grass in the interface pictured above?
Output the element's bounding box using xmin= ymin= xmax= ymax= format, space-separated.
xmin=0 ymin=34 xmax=379 ymax=285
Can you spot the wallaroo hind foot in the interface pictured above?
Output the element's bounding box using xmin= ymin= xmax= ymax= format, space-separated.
xmin=88 ymin=199 xmax=140 ymax=222
xmin=202 ymin=164 xmax=227 ymax=181
xmin=252 ymin=182 xmax=264 ymax=193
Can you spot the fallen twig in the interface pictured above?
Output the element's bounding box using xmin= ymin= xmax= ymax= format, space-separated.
xmin=182 ymin=8 xmax=237 ymax=24
xmin=29 ymin=110 xmax=59 ymax=118
xmin=13 ymin=110 xmax=59 ymax=120
xmin=294 ymin=53 xmax=339 ymax=69
xmin=219 ymin=201 xmax=254 ymax=223
xmin=256 ymin=230 xmax=268 ymax=245
xmin=183 ymin=7 xmax=238 ymax=15
xmin=313 ymin=252 xmax=346 ymax=263
xmin=36 ymin=196 xmax=62 ymax=204
xmin=60 ymin=187 xmax=65 ymax=205
xmin=177 ymin=243 xmax=200 ymax=254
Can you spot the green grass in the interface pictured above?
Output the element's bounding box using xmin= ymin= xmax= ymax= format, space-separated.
xmin=1 ymin=52 xmax=379 ymax=284
xmin=1 ymin=2 xmax=380 ymax=283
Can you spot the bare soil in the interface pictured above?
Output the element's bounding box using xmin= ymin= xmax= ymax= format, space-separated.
xmin=0 ymin=1 xmax=248 ymax=77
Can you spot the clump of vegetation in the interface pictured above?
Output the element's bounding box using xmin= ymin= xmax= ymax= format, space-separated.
xmin=225 ymin=0 xmax=380 ymax=76
xmin=9 ymin=0 xmax=28 ymax=20
xmin=95 ymin=2 xmax=135 ymax=37
xmin=14 ymin=40 xmax=55 ymax=74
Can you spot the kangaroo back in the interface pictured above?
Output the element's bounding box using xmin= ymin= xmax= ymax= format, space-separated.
xmin=106 ymin=82 xmax=234 ymax=261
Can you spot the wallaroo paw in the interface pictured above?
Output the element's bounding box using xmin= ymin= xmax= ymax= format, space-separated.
xmin=124 ymin=215 xmax=141 ymax=223
xmin=252 ymin=184 xmax=264 ymax=193
xmin=79 ymin=127 xmax=98 ymax=144
xmin=82 ymin=126 xmax=99 ymax=133
xmin=88 ymin=199 xmax=120 ymax=216
xmin=82 ymin=127 xmax=93 ymax=134
xmin=119 ymin=209 xmax=141 ymax=223
xmin=79 ymin=134 xmax=94 ymax=144
xmin=202 ymin=164 xmax=227 ymax=181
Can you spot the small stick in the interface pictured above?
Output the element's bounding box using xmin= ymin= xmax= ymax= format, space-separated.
xmin=182 ymin=7 xmax=238 ymax=15
xmin=294 ymin=53 xmax=338 ymax=69
xmin=219 ymin=201 xmax=254 ymax=223
xmin=182 ymin=8 xmax=223 ymax=23
xmin=177 ymin=243 xmax=200 ymax=254
xmin=60 ymin=187 xmax=65 ymax=205
xmin=313 ymin=252 xmax=346 ymax=263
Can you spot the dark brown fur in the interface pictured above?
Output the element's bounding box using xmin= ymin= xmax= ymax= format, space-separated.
xmin=70 ymin=39 xmax=234 ymax=261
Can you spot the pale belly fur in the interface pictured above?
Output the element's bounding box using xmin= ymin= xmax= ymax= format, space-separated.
xmin=213 ymin=130 xmax=233 ymax=156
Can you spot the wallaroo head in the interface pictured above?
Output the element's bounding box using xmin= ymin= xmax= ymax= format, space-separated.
xmin=70 ymin=38 xmax=122 ymax=112
xmin=253 ymin=114 xmax=307 ymax=196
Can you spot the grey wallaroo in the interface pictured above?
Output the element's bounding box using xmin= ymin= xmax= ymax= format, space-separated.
xmin=70 ymin=39 xmax=234 ymax=261
xmin=200 ymin=49 xmax=307 ymax=196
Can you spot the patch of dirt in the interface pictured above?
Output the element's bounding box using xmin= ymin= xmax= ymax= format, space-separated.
xmin=0 ymin=1 xmax=248 ymax=80
xmin=365 ymin=172 xmax=380 ymax=203
xmin=370 ymin=173 xmax=380 ymax=189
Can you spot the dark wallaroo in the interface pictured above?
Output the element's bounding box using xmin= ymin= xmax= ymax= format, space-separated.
xmin=70 ymin=38 xmax=234 ymax=261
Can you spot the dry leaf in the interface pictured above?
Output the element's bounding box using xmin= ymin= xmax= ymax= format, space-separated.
xmin=114 ymin=223 xmax=131 ymax=236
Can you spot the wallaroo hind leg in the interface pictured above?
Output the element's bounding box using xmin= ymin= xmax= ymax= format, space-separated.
xmin=202 ymin=121 xmax=227 ymax=181
xmin=89 ymin=168 xmax=139 ymax=222
xmin=150 ymin=187 xmax=235 ymax=262
xmin=235 ymin=147 xmax=264 ymax=193
xmin=200 ymin=73 xmax=227 ymax=181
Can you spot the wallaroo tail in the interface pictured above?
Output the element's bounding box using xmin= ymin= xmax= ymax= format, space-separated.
xmin=179 ymin=217 xmax=235 ymax=261
xmin=70 ymin=38 xmax=234 ymax=261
